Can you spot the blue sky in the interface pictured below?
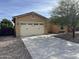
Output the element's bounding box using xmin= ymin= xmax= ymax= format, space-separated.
xmin=0 ymin=0 xmax=58 ymax=20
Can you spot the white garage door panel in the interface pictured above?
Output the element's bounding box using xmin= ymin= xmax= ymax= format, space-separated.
xmin=20 ymin=22 xmax=44 ymax=36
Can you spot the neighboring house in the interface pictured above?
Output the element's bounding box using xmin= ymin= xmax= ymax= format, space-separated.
xmin=13 ymin=12 xmax=67 ymax=37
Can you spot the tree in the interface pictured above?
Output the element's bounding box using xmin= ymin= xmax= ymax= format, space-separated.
xmin=1 ymin=18 xmax=13 ymax=28
xmin=50 ymin=0 xmax=79 ymax=38
xmin=0 ymin=18 xmax=14 ymax=35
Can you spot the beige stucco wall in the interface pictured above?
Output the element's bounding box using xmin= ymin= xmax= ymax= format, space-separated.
xmin=15 ymin=14 xmax=49 ymax=36
xmin=51 ymin=24 xmax=68 ymax=33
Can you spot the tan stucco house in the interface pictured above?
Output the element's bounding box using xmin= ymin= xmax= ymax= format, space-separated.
xmin=13 ymin=12 xmax=67 ymax=37
xmin=13 ymin=12 xmax=51 ymax=36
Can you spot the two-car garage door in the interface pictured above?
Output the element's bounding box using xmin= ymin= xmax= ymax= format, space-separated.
xmin=20 ymin=22 xmax=44 ymax=36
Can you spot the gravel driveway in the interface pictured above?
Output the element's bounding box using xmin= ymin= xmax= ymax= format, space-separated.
xmin=22 ymin=34 xmax=79 ymax=59
xmin=0 ymin=36 xmax=32 ymax=59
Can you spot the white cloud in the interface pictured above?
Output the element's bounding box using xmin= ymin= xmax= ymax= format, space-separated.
xmin=23 ymin=0 xmax=59 ymax=18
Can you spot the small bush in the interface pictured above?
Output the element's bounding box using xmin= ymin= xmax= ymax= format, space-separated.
xmin=0 ymin=28 xmax=14 ymax=36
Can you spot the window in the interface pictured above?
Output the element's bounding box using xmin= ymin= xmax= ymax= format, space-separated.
xmin=40 ymin=23 xmax=43 ymax=25
xmin=60 ymin=26 xmax=64 ymax=30
xmin=34 ymin=23 xmax=38 ymax=25
xmin=28 ymin=23 xmax=32 ymax=25
xmin=21 ymin=23 xmax=26 ymax=25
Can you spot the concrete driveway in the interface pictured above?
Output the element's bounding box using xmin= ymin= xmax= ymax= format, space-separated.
xmin=22 ymin=34 xmax=79 ymax=59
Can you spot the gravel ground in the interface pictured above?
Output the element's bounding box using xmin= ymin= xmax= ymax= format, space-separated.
xmin=0 ymin=36 xmax=32 ymax=59
xmin=55 ymin=33 xmax=79 ymax=43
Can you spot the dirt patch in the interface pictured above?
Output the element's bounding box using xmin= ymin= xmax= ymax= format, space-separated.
xmin=0 ymin=36 xmax=32 ymax=59
xmin=55 ymin=33 xmax=79 ymax=43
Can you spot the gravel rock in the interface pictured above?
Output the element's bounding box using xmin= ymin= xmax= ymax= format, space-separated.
xmin=0 ymin=36 xmax=32 ymax=59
